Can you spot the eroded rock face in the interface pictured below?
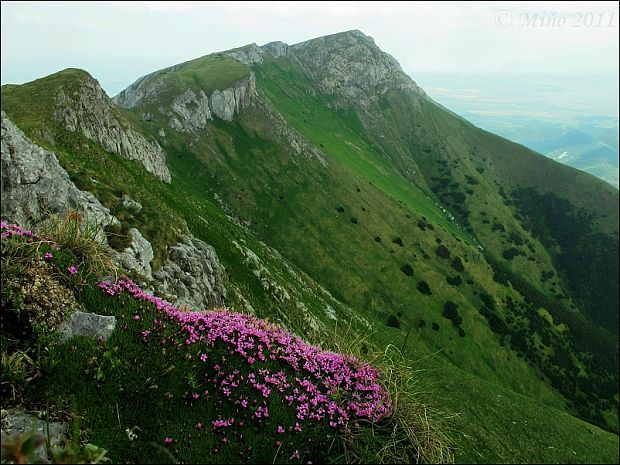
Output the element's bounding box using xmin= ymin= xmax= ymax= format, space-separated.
xmin=53 ymin=74 xmax=171 ymax=182
xmin=262 ymin=41 xmax=289 ymax=59
xmin=166 ymin=73 xmax=256 ymax=129
xmin=224 ymin=41 xmax=289 ymax=66
xmin=113 ymin=67 xmax=173 ymax=109
xmin=154 ymin=235 xmax=227 ymax=310
xmin=110 ymin=228 xmax=154 ymax=280
xmin=291 ymin=30 xmax=425 ymax=102
xmin=210 ymin=73 xmax=256 ymax=122
xmin=225 ymin=43 xmax=265 ymax=66
xmin=114 ymin=65 xmax=256 ymax=131
xmin=110 ymin=228 xmax=227 ymax=311
xmin=170 ymin=88 xmax=212 ymax=132
xmin=0 ymin=111 xmax=117 ymax=232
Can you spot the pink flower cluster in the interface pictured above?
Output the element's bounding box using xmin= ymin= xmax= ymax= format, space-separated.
xmin=212 ymin=418 xmax=235 ymax=430
xmin=98 ymin=276 xmax=392 ymax=429
xmin=1 ymin=222 xmax=57 ymax=248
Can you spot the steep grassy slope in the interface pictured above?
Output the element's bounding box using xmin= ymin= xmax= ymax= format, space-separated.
xmin=249 ymin=50 xmax=618 ymax=431
xmin=2 ymin=30 xmax=618 ymax=461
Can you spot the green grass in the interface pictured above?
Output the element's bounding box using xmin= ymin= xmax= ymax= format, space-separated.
xmin=2 ymin=56 xmax=618 ymax=463
xmin=254 ymin=59 xmax=471 ymax=244
xmin=426 ymin=358 xmax=620 ymax=464
xmin=173 ymin=53 xmax=250 ymax=94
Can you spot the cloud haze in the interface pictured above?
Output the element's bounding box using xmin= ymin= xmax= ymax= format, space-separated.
xmin=1 ymin=1 xmax=618 ymax=97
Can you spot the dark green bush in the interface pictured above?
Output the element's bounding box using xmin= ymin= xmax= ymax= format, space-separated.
xmin=435 ymin=245 xmax=450 ymax=259
xmin=386 ymin=314 xmax=401 ymax=329
xmin=417 ymin=281 xmax=432 ymax=295
xmin=400 ymin=264 xmax=414 ymax=277
xmin=451 ymin=257 xmax=465 ymax=272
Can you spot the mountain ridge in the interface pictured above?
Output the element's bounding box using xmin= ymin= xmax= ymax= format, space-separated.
xmin=1 ymin=29 xmax=618 ymax=462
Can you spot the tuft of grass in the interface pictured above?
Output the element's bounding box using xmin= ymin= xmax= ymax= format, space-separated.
xmin=326 ymin=324 xmax=455 ymax=463
xmin=37 ymin=211 xmax=118 ymax=281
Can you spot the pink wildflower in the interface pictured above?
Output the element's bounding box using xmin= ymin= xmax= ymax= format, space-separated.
xmin=67 ymin=265 xmax=78 ymax=274
xmin=43 ymin=252 xmax=53 ymax=261
xmin=164 ymin=437 xmax=173 ymax=444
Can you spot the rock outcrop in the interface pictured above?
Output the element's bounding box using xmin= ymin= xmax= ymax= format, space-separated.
xmin=154 ymin=235 xmax=227 ymax=309
xmin=59 ymin=311 xmax=116 ymax=342
xmin=225 ymin=43 xmax=265 ymax=66
xmin=169 ymin=89 xmax=212 ymax=131
xmin=114 ymin=60 xmax=256 ymax=131
xmin=110 ymin=228 xmax=154 ymax=279
xmin=166 ymin=73 xmax=256 ymax=130
xmin=113 ymin=63 xmax=185 ymax=109
xmin=262 ymin=41 xmax=289 ymax=59
xmin=290 ymin=30 xmax=425 ymax=102
xmin=1 ymin=409 xmax=67 ymax=463
xmin=224 ymin=41 xmax=289 ymax=66
xmin=112 ymin=229 xmax=227 ymax=311
xmin=209 ymin=73 xmax=256 ymax=122
xmin=0 ymin=111 xmax=117 ymax=232
xmin=53 ymin=72 xmax=171 ymax=182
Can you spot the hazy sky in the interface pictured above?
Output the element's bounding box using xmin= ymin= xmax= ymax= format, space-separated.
xmin=1 ymin=1 xmax=619 ymax=99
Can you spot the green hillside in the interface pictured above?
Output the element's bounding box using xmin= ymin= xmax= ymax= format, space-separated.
xmin=1 ymin=30 xmax=618 ymax=463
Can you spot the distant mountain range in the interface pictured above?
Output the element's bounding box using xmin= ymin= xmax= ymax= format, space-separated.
xmin=414 ymin=72 xmax=619 ymax=188
xmin=462 ymin=113 xmax=619 ymax=188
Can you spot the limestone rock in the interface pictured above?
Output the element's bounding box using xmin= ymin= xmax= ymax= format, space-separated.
xmin=154 ymin=235 xmax=227 ymax=310
xmin=291 ymin=30 xmax=425 ymax=102
xmin=115 ymin=61 xmax=256 ymax=130
xmin=225 ymin=43 xmax=265 ymax=66
xmin=110 ymin=228 xmax=154 ymax=279
xmin=209 ymin=73 xmax=257 ymax=122
xmin=170 ymin=88 xmax=212 ymax=132
xmin=262 ymin=41 xmax=289 ymax=59
xmin=53 ymin=73 xmax=171 ymax=182
xmin=1 ymin=409 xmax=67 ymax=463
xmin=59 ymin=311 xmax=116 ymax=342
xmin=122 ymin=194 xmax=142 ymax=212
xmin=1 ymin=111 xmax=117 ymax=234
xmin=112 ymin=63 xmax=184 ymax=109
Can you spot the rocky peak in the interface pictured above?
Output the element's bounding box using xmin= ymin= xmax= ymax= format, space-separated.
xmin=290 ymin=29 xmax=424 ymax=101
xmin=224 ymin=41 xmax=290 ymax=66
xmin=53 ymin=71 xmax=171 ymax=182
xmin=262 ymin=41 xmax=289 ymax=59
xmin=225 ymin=43 xmax=265 ymax=66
